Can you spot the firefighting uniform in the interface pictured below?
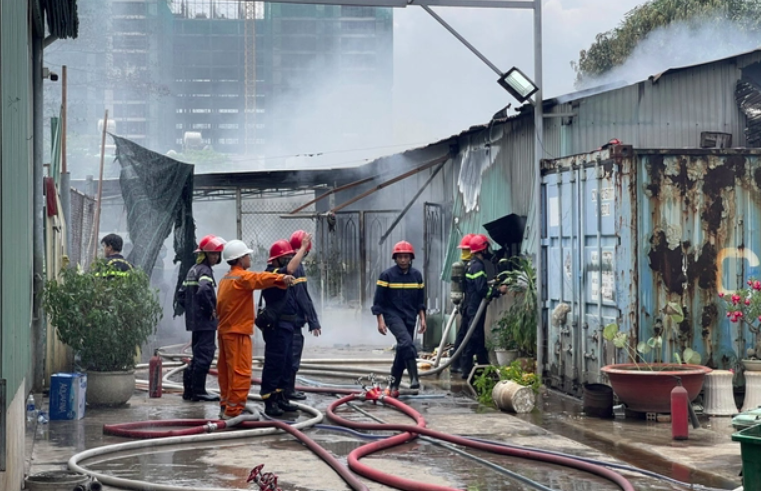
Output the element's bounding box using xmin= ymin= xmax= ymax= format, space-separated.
xmin=289 ymin=263 xmax=321 ymax=393
xmin=216 ymin=265 xmax=287 ymax=417
xmin=452 ymin=256 xmax=472 ymax=372
xmin=371 ymin=265 xmax=425 ymax=385
xmin=260 ymin=264 xmax=303 ymax=399
xmin=177 ymin=261 xmax=217 ymax=400
xmin=461 ymin=256 xmax=491 ymax=378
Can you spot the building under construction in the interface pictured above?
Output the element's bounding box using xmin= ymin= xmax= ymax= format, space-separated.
xmin=48 ymin=0 xmax=393 ymax=159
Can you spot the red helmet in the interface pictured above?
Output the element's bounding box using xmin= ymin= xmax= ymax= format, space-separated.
xmin=392 ymin=240 xmax=415 ymax=260
xmin=268 ymin=239 xmax=295 ymax=262
xmin=195 ymin=235 xmax=226 ymax=253
xmin=458 ymin=233 xmax=476 ymax=249
xmin=289 ymin=230 xmax=312 ymax=252
xmin=469 ymin=234 xmax=491 ymax=254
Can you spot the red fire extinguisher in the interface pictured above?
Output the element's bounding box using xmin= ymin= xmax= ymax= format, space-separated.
xmin=149 ymin=349 xmax=163 ymax=398
xmin=671 ymin=377 xmax=689 ymax=440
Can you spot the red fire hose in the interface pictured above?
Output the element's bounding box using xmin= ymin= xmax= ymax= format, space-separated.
xmin=328 ymin=394 xmax=636 ymax=491
xmin=104 ymin=418 xmax=369 ymax=491
xmin=206 ymin=368 xmax=361 ymax=396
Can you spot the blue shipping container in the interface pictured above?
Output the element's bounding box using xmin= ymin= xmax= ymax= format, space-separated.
xmin=542 ymin=146 xmax=761 ymax=396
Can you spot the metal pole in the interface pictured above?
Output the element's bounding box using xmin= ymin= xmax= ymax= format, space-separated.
xmin=235 ymin=188 xmax=243 ymax=240
xmin=32 ymin=35 xmax=46 ymax=392
xmin=420 ymin=5 xmax=502 ymax=76
xmin=61 ymin=65 xmax=72 ymax=258
xmin=92 ymin=110 xmax=108 ymax=261
xmin=533 ymin=0 xmax=544 ymax=379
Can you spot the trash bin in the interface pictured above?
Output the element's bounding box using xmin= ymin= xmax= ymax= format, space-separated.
xmin=732 ymin=424 xmax=761 ymax=491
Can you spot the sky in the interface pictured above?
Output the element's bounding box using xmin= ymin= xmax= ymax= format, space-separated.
xmin=391 ymin=0 xmax=644 ymax=145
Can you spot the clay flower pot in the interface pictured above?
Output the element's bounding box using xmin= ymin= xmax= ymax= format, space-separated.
xmin=601 ymin=363 xmax=711 ymax=413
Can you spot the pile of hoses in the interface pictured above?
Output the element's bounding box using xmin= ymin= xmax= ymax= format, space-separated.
xmin=99 ymin=344 xmax=731 ymax=491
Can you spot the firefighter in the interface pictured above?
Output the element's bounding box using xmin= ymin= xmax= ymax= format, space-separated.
xmin=260 ymin=237 xmax=311 ymax=417
xmin=372 ymin=240 xmax=426 ymax=395
xmin=460 ymin=234 xmax=493 ymax=379
xmin=286 ymin=230 xmax=322 ymax=401
xmin=450 ymin=233 xmax=475 ymax=374
xmin=216 ymin=240 xmax=294 ymax=420
xmin=100 ymin=234 xmax=133 ymax=275
xmin=177 ymin=234 xmax=226 ymax=403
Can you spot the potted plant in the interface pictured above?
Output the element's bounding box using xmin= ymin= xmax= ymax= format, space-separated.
xmin=489 ymin=312 xmax=519 ymax=366
xmin=43 ymin=262 xmax=162 ymax=406
xmin=601 ymin=303 xmax=711 ymax=413
xmin=500 ymin=256 xmax=537 ymax=359
xmin=718 ymin=280 xmax=761 ymax=371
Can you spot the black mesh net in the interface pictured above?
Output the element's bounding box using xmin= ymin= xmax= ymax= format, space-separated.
xmin=112 ymin=135 xmax=196 ymax=317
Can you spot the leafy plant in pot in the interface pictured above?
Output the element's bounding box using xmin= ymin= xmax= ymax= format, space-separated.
xmin=498 ymin=256 xmax=537 ymax=359
xmin=601 ymin=303 xmax=711 ymax=413
xmin=43 ymin=263 xmax=162 ymax=406
xmin=718 ymin=279 xmax=761 ymax=371
xmin=488 ymin=312 xmax=519 ymax=366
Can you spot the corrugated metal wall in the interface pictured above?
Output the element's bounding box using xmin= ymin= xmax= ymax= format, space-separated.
xmin=1 ymin=0 xmax=34 ymax=396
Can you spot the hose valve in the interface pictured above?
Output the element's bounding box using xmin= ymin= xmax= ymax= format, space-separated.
xmin=247 ymin=464 xmax=282 ymax=491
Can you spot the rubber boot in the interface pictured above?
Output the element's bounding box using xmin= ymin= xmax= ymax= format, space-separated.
xmin=406 ymin=358 xmax=421 ymax=390
xmin=277 ymin=392 xmax=299 ymax=412
xmin=385 ymin=361 xmax=404 ymax=397
xmin=264 ymin=396 xmax=284 ymax=417
xmin=182 ymin=365 xmax=193 ymax=401
xmin=285 ymin=374 xmax=306 ymax=401
xmin=191 ymin=370 xmax=220 ymax=402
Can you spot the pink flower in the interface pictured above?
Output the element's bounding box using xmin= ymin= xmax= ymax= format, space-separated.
xmin=746 ymin=299 xmax=751 ymax=306
xmin=728 ymin=312 xmax=733 ymax=317
xmin=749 ymin=280 xmax=753 ymax=286
xmin=719 ymin=292 xmax=725 ymax=298
xmin=755 ymin=281 xmax=761 ymax=290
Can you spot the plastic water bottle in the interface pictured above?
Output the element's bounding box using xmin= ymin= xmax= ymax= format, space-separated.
xmin=26 ymin=394 xmax=36 ymax=423
xmin=37 ymin=410 xmax=48 ymax=425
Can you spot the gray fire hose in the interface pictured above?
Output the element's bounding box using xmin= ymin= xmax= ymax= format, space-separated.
xmin=420 ymin=297 xmax=489 ymax=377
xmin=433 ymin=306 xmax=459 ymax=368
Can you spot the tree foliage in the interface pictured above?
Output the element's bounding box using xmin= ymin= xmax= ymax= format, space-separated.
xmin=573 ymin=0 xmax=761 ymax=84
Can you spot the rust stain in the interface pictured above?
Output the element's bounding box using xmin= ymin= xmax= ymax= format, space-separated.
xmin=647 ymin=231 xmax=686 ymax=295
xmin=754 ymin=166 xmax=761 ymax=190
xmin=687 ymin=242 xmax=718 ymax=290
xmin=646 ymin=155 xmax=665 ymax=198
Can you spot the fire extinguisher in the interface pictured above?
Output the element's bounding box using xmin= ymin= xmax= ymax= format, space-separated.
xmin=149 ymin=349 xmax=163 ymax=398
xmin=671 ymin=377 xmax=689 ymax=440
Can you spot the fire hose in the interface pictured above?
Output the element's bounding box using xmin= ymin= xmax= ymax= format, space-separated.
xmin=327 ymin=393 xmax=636 ymax=491
xmin=102 ymin=417 xmax=368 ymax=491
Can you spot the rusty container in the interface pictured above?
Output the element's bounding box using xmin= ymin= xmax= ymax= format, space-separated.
xmin=542 ymin=145 xmax=761 ymax=397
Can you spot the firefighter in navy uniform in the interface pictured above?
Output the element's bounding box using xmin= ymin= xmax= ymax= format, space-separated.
xmin=460 ymin=234 xmax=493 ymax=379
xmin=260 ymin=236 xmax=311 ymax=417
xmin=372 ymin=241 xmax=426 ymax=396
xmin=450 ymin=233 xmax=475 ymax=374
xmin=100 ymin=234 xmax=133 ymax=275
xmin=285 ymin=230 xmax=322 ymax=401
xmin=177 ymin=234 xmax=226 ymax=402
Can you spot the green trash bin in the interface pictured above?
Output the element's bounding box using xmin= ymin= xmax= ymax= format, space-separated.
xmin=732 ymin=424 xmax=761 ymax=491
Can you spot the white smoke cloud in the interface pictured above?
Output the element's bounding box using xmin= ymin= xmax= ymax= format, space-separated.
xmin=578 ymin=16 xmax=761 ymax=90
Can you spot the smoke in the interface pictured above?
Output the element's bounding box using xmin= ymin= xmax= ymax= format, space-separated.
xmin=577 ymin=17 xmax=761 ymax=90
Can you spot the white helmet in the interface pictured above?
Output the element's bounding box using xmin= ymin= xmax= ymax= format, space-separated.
xmin=222 ymin=240 xmax=253 ymax=263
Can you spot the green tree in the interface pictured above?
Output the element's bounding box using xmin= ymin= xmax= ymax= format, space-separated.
xmin=573 ymin=0 xmax=761 ymax=84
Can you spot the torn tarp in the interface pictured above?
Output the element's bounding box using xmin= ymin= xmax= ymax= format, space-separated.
xmin=112 ymin=135 xmax=196 ymax=317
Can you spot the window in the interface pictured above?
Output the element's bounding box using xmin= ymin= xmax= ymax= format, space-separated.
xmin=219 ymin=109 xmax=239 ymax=114
xmin=219 ymin=124 xmax=239 ymax=130
xmin=341 ymin=6 xmax=374 ymax=17
xmin=192 ymin=124 xmax=212 ymax=130
xmin=175 ymin=124 xmax=183 ymax=129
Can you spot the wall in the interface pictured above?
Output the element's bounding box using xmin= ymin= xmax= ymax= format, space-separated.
xmin=0 ymin=0 xmax=34 ymax=488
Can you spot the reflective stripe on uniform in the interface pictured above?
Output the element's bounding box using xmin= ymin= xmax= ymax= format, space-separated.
xmin=376 ymin=281 xmax=424 ymax=289
xmin=293 ymin=277 xmax=307 ymax=284
xmin=183 ymin=281 xmax=199 ymax=286
xmin=199 ymin=275 xmax=215 ymax=284
xmin=466 ymin=271 xmax=487 ymax=280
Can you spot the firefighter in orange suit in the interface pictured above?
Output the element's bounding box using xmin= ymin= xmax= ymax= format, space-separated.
xmin=216 ymin=239 xmax=294 ymax=419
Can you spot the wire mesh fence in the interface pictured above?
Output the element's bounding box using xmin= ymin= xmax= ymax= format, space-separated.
xmin=69 ymin=188 xmax=97 ymax=270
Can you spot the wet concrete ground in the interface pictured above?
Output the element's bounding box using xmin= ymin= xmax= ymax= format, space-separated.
xmin=24 ymin=346 xmax=743 ymax=491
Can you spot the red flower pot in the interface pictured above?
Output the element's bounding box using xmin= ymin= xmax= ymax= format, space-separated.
xmin=601 ymin=364 xmax=712 ymax=413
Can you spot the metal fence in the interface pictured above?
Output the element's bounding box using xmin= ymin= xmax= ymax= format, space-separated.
xmin=69 ymin=188 xmax=97 ymax=269
xmin=238 ymin=194 xmax=409 ymax=310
